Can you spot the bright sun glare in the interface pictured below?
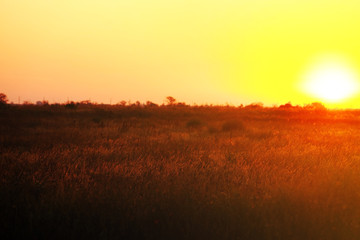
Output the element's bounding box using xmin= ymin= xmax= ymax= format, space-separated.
xmin=302 ymin=56 xmax=359 ymax=103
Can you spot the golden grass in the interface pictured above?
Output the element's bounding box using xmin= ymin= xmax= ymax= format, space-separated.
xmin=2 ymin=105 xmax=360 ymax=239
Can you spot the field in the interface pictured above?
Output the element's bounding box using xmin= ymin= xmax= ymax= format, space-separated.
xmin=2 ymin=104 xmax=360 ymax=239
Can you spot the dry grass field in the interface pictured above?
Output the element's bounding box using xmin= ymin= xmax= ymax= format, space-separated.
xmin=2 ymin=104 xmax=360 ymax=239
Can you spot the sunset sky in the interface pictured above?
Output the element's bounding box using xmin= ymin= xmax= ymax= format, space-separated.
xmin=2 ymin=0 xmax=360 ymax=107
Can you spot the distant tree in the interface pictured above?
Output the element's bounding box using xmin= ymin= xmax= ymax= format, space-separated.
xmin=65 ymin=101 xmax=77 ymax=109
xmin=36 ymin=100 xmax=49 ymax=106
xmin=245 ymin=102 xmax=264 ymax=109
xmin=146 ymin=101 xmax=158 ymax=107
xmin=306 ymin=102 xmax=326 ymax=111
xmin=166 ymin=96 xmax=176 ymax=105
xmin=80 ymin=100 xmax=91 ymax=105
xmin=279 ymin=102 xmax=293 ymax=109
xmin=176 ymin=102 xmax=187 ymax=107
xmin=23 ymin=101 xmax=33 ymax=105
xmin=117 ymin=100 xmax=127 ymax=106
xmin=0 ymin=93 xmax=8 ymax=105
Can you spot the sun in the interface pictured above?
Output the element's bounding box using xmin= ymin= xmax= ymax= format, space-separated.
xmin=301 ymin=55 xmax=359 ymax=103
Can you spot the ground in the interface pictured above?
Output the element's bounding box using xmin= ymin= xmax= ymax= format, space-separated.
xmin=1 ymin=104 xmax=360 ymax=239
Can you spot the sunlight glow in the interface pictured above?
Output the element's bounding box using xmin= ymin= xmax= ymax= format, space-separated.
xmin=4 ymin=1 xmax=360 ymax=106
xmin=302 ymin=56 xmax=360 ymax=103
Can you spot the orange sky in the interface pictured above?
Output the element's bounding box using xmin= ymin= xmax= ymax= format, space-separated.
xmin=2 ymin=0 xmax=360 ymax=107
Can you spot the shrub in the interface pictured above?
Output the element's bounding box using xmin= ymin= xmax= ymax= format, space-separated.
xmin=207 ymin=126 xmax=218 ymax=134
xmin=65 ymin=101 xmax=77 ymax=109
xmin=186 ymin=119 xmax=202 ymax=129
xmin=221 ymin=120 xmax=245 ymax=132
xmin=0 ymin=93 xmax=8 ymax=105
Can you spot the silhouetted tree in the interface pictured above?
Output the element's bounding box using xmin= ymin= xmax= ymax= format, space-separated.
xmin=0 ymin=93 xmax=8 ymax=105
xmin=23 ymin=101 xmax=33 ymax=105
xmin=117 ymin=100 xmax=127 ymax=106
xmin=65 ymin=101 xmax=77 ymax=109
xmin=176 ymin=102 xmax=187 ymax=106
xmin=166 ymin=96 xmax=176 ymax=105
xmin=245 ymin=102 xmax=264 ymax=109
xmin=307 ymin=102 xmax=326 ymax=111
xmin=146 ymin=101 xmax=158 ymax=107
xmin=279 ymin=102 xmax=293 ymax=109
xmin=80 ymin=100 xmax=91 ymax=105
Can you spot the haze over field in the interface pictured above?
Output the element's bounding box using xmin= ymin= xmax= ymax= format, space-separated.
xmin=2 ymin=0 xmax=360 ymax=107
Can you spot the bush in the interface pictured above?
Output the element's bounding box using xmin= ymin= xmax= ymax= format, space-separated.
xmin=0 ymin=93 xmax=8 ymax=105
xmin=221 ymin=120 xmax=245 ymax=132
xmin=186 ymin=119 xmax=202 ymax=129
xmin=65 ymin=101 xmax=77 ymax=109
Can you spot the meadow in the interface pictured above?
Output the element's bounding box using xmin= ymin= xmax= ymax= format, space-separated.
xmin=2 ymin=103 xmax=360 ymax=239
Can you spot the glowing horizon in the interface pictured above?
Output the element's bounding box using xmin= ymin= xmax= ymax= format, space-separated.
xmin=2 ymin=0 xmax=360 ymax=108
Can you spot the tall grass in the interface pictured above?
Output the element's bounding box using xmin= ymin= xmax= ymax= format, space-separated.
xmin=1 ymin=105 xmax=360 ymax=239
